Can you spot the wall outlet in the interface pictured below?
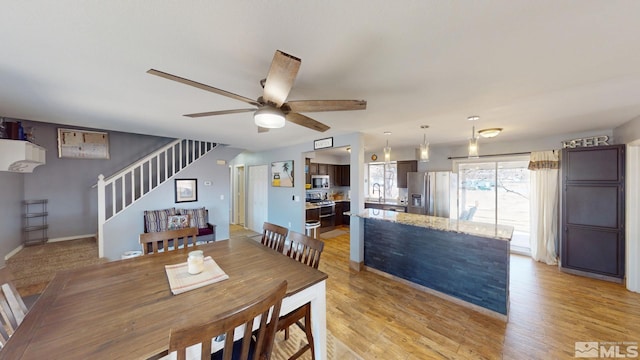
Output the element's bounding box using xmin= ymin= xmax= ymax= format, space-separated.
xmin=288 ymin=222 xmax=291 ymax=228
xmin=220 ymin=194 xmax=224 ymax=200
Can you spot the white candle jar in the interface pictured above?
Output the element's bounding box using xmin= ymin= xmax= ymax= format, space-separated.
xmin=187 ymin=250 xmax=204 ymax=275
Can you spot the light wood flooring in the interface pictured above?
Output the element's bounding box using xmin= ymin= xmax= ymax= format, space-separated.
xmin=10 ymin=226 xmax=640 ymax=359
xmin=280 ymin=225 xmax=640 ymax=360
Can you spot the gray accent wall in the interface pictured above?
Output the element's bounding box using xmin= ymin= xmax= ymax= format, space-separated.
xmin=0 ymin=172 xmax=24 ymax=266
xmin=21 ymin=121 xmax=173 ymax=239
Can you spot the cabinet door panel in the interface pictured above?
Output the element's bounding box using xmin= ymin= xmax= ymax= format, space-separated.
xmin=397 ymin=160 xmax=417 ymax=189
xmin=564 ymin=226 xmax=622 ymax=276
xmin=565 ymin=185 xmax=620 ymax=228
xmin=565 ymin=147 xmax=622 ymax=182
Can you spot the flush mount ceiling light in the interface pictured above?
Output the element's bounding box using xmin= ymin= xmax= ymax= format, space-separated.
xmin=253 ymin=105 xmax=285 ymax=128
xmin=467 ymin=116 xmax=479 ymax=159
xmin=478 ymin=128 xmax=503 ymax=138
xmin=419 ymin=125 xmax=430 ymax=162
xmin=383 ymin=131 xmax=392 ymax=163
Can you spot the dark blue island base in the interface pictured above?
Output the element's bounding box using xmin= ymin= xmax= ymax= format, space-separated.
xmin=361 ymin=212 xmax=511 ymax=320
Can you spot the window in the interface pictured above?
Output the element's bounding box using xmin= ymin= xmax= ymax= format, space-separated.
xmin=456 ymin=156 xmax=531 ymax=254
xmin=367 ymin=162 xmax=398 ymax=201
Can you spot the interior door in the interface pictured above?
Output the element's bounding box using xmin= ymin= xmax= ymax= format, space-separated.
xmin=233 ymin=165 xmax=245 ymax=226
xmin=561 ymin=145 xmax=625 ymax=280
xmin=247 ymin=165 xmax=268 ymax=233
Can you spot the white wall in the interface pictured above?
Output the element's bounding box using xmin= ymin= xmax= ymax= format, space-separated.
xmin=614 ymin=115 xmax=640 ymax=144
xmin=616 ymin=116 xmax=640 ymax=292
xmin=102 ymin=145 xmax=242 ymax=260
xmin=231 ymin=133 xmax=363 ymax=234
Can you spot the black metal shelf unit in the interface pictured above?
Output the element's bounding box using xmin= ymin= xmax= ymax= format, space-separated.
xmin=23 ymin=199 xmax=48 ymax=246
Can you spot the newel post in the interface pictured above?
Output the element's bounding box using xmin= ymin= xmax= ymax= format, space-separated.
xmin=97 ymin=174 xmax=105 ymax=258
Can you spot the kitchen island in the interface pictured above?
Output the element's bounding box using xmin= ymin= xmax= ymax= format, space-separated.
xmin=354 ymin=209 xmax=513 ymax=319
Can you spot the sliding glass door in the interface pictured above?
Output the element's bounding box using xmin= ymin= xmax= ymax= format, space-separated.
xmin=457 ymin=156 xmax=531 ymax=253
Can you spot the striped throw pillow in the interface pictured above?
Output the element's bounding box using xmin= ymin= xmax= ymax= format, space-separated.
xmin=144 ymin=208 xmax=176 ymax=232
xmin=178 ymin=207 xmax=207 ymax=229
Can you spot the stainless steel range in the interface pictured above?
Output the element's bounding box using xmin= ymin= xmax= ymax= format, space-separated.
xmin=318 ymin=200 xmax=335 ymax=228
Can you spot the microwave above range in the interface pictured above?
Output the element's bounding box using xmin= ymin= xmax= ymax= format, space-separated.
xmin=311 ymin=175 xmax=330 ymax=189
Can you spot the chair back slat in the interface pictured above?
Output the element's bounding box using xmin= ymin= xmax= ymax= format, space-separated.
xmin=0 ymin=291 xmax=18 ymax=341
xmin=0 ymin=269 xmax=29 ymax=349
xmin=285 ymin=231 xmax=325 ymax=269
xmin=1 ymin=284 xmax=27 ymax=325
xmin=139 ymin=227 xmax=199 ymax=254
xmin=168 ymin=280 xmax=287 ymax=360
xmin=260 ymin=222 xmax=288 ymax=253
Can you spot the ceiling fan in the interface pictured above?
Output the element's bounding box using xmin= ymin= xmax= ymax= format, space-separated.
xmin=147 ymin=50 xmax=367 ymax=133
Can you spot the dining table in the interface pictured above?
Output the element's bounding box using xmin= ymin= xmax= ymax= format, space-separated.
xmin=0 ymin=237 xmax=328 ymax=359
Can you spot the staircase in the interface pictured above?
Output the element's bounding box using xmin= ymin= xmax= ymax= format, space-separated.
xmin=96 ymin=139 xmax=217 ymax=257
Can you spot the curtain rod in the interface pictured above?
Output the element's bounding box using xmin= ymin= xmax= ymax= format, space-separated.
xmin=447 ymin=151 xmax=532 ymax=160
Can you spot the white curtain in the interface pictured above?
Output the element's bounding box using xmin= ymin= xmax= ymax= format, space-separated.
xmin=528 ymin=150 xmax=559 ymax=265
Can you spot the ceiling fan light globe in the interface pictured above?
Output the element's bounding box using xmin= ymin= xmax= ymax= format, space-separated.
xmin=478 ymin=128 xmax=503 ymax=138
xmin=254 ymin=106 xmax=286 ymax=128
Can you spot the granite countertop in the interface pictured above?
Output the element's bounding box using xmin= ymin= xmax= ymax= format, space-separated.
xmin=305 ymin=199 xmax=351 ymax=209
xmin=354 ymin=208 xmax=514 ymax=241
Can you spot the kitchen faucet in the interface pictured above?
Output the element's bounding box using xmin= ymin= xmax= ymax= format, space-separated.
xmin=372 ymin=183 xmax=383 ymax=202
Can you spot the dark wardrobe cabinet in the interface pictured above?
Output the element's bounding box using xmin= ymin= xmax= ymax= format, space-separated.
xmin=561 ymin=144 xmax=625 ymax=282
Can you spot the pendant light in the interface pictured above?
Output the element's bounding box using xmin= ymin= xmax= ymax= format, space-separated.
xmin=419 ymin=125 xmax=430 ymax=162
xmin=383 ymin=131 xmax=391 ymax=163
xmin=467 ymin=116 xmax=479 ymax=159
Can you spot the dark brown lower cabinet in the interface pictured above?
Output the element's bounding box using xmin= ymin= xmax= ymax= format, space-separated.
xmin=561 ymin=144 xmax=625 ymax=281
xmin=335 ymin=202 xmax=343 ymax=226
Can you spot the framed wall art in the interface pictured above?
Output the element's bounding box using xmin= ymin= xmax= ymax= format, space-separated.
xmin=57 ymin=128 xmax=110 ymax=159
xmin=271 ymin=160 xmax=294 ymax=187
xmin=175 ymin=178 xmax=198 ymax=203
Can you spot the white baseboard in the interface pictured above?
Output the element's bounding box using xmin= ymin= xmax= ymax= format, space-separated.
xmin=48 ymin=234 xmax=97 ymax=243
xmin=4 ymin=244 xmax=24 ymax=261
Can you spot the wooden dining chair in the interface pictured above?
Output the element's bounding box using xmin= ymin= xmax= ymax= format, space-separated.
xmin=0 ymin=268 xmax=28 ymax=323
xmin=260 ymin=222 xmax=289 ymax=253
xmin=139 ymin=227 xmax=199 ymax=255
xmin=0 ymin=290 xmax=20 ymax=348
xmin=278 ymin=231 xmax=325 ymax=360
xmin=168 ymin=280 xmax=287 ymax=360
xmin=0 ymin=268 xmax=29 ymax=349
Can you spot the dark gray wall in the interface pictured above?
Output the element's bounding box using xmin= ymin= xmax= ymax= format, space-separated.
xmin=21 ymin=120 xmax=173 ymax=239
xmin=0 ymin=172 xmax=24 ymax=266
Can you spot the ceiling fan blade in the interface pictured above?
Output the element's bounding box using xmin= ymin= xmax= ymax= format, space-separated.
xmin=257 ymin=126 xmax=270 ymax=133
xmin=283 ymin=100 xmax=367 ymax=113
xmin=147 ymin=69 xmax=260 ymax=107
xmin=262 ymin=51 xmax=301 ymax=107
xmin=184 ymin=108 xmax=256 ymax=118
xmin=285 ymin=112 xmax=330 ymax=132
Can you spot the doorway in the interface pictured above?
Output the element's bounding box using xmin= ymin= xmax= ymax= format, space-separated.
xmin=457 ymin=156 xmax=531 ymax=254
xmin=233 ymin=165 xmax=245 ymax=226
xmin=247 ymin=164 xmax=268 ymax=233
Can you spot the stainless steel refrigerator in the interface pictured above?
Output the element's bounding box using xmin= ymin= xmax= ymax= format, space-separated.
xmin=407 ymin=171 xmax=456 ymax=217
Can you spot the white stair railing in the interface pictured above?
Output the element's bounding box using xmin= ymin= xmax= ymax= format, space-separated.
xmin=96 ymin=139 xmax=216 ymax=257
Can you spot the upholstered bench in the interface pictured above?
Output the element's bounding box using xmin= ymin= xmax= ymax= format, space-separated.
xmin=143 ymin=207 xmax=216 ymax=241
